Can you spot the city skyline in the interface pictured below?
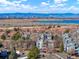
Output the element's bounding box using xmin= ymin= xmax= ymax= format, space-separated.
xmin=0 ymin=0 xmax=79 ymax=13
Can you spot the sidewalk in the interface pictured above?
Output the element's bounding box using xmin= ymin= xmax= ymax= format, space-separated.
xmin=54 ymin=52 xmax=79 ymax=59
xmin=55 ymin=54 xmax=64 ymax=59
xmin=54 ymin=52 xmax=68 ymax=59
xmin=71 ymin=56 xmax=79 ymax=59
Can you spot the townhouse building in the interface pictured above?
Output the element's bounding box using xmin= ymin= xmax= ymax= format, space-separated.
xmin=62 ymin=33 xmax=75 ymax=53
xmin=62 ymin=31 xmax=79 ymax=54
xmin=36 ymin=33 xmax=44 ymax=49
xmin=36 ymin=32 xmax=52 ymax=49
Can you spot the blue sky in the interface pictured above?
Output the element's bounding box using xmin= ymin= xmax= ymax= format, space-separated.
xmin=0 ymin=0 xmax=79 ymax=13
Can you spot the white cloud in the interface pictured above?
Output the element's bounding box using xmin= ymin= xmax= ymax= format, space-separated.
xmin=0 ymin=5 xmax=37 ymax=13
xmin=48 ymin=5 xmax=79 ymax=13
xmin=0 ymin=0 xmax=79 ymax=13
xmin=21 ymin=4 xmax=35 ymax=10
xmin=13 ymin=0 xmax=27 ymax=4
xmin=41 ymin=2 xmax=49 ymax=6
xmin=0 ymin=0 xmax=11 ymax=5
xmin=0 ymin=0 xmax=27 ymax=6
xmin=76 ymin=0 xmax=79 ymax=4
xmin=0 ymin=0 xmax=38 ymax=13
xmin=21 ymin=0 xmax=27 ymax=1
xmin=77 ymin=0 xmax=79 ymax=1
xmin=54 ymin=0 xmax=67 ymax=4
xmin=68 ymin=6 xmax=79 ymax=13
xmin=53 ymin=0 xmax=67 ymax=8
xmin=0 ymin=4 xmax=79 ymax=13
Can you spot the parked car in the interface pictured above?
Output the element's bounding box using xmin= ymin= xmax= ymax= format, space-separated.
xmin=74 ymin=48 xmax=79 ymax=56
xmin=18 ymin=56 xmax=28 ymax=59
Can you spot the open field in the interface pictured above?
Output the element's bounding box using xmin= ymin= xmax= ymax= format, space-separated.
xmin=0 ymin=19 xmax=78 ymax=27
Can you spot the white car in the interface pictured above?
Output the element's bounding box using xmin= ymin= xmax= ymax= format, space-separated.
xmin=18 ymin=56 xmax=28 ymax=59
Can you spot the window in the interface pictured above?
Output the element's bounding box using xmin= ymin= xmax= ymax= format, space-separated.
xmin=69 ymin=35 xmax=71 ymax=37
xmin=38 ymin=43 xmax=40 ymax=45
xmin=67 ymin=40 xmax=68 ymax=43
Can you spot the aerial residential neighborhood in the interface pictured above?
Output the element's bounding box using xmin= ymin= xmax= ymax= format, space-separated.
xmin=0 ymin=23 xmax=78 ymax=59
xmin=0 ymin=0 xmax=79 ymax=59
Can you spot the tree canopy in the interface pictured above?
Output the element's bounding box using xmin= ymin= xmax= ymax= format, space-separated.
xmin=1 ymin=34 xmax=6 ymax=40
xmin=60 ymin=42 xmax=64 ymax=52
xmin=64 ymin=29 xmax=70 ymax=33
xmin=12 ymin=32 xmax=21 ymax=41
xmin=28 ymin=46 xmax=40 ymax=59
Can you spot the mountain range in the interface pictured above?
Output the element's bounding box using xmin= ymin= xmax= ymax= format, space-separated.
xmin=0 ymin=13 xmax=79 ymax=19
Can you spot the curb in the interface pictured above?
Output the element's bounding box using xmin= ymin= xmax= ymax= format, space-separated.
xmin=55 ymin=53 xmax=64 ymax=59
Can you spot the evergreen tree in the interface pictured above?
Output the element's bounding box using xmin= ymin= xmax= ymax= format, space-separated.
xmin=60 ymin=42 xmax=64 ymax=52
